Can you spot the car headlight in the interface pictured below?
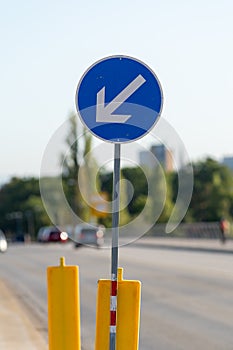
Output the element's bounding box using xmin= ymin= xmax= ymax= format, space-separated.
xmin=60 ymin=232 xmax=68 ymax=241
xmin=0 ymin=240 xmax=7 ymax=252
xmin=96 ymin=230 xmax=104 ymax=238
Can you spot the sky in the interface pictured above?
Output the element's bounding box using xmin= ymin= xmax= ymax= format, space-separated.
xmin=1 ymin=0 xmax=233 ymax=183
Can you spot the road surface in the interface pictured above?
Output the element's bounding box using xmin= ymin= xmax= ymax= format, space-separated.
xmin=0 ymin=241 xmax=233 ymax=350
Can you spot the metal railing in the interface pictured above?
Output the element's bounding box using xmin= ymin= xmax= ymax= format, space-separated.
xmin=148 ymin=222 xmax=231 ymax=239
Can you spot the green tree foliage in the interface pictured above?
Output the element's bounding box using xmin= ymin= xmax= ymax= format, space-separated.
xmin=61 ymin=113 xmax=82 ymax=216
xmin=98 ymin=169 xmax=131 ymax=227
xmin=99 ymin=166 xmax=148 ymax=221
xmin=145 ymin=165 xmax=173 ymax=223
xmin=97 ymin=170 xmax=112 ymax=227
xmin=1 ymin=156 xmax=233 ymax=238
xmin=78 ymin=131 xmax=101 ymax=222
xmin=99 ymin=158 xmax=233 ymax=225
xmin=0 ymin=177 xmax=51 ymax=238
xmin=99 ymin=170 xmax=112 ymax=197
xmin=100 ymin=165 xmax=174 ymax=224
xmin=61 ymin=113 xmax=99 ymax=222
xmin=118 ymin=173 xmax=131 ymax=226
xmin=187 ymin=158 xmax=233 ymax=221
xmin=121 ymin=167 xmax=148 ymax=216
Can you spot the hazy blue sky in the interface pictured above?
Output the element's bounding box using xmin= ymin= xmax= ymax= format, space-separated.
xmin=1 ymin=0 xmax=233 ymax=181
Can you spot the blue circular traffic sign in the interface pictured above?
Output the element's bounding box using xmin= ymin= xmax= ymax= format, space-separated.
xmin=75 ymin=55 xmax=163 ymax=143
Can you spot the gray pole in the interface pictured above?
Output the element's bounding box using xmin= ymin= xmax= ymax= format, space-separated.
xmin=110 ymin=143 xmax=121 ymax=350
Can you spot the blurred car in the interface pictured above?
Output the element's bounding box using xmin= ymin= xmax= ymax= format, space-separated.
xmin=0 ymin=230 xmax=7 ymax=252
xmin=37 ymin=226 xmax=68 ymax=243
xmin=73 ymin=223 xmax=104 ymax=248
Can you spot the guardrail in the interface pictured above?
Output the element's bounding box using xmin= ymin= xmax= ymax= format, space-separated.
xmin=148 ymin=222 xmax=231 ymax=239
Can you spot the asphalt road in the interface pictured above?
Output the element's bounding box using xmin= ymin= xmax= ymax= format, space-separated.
xmin=0 ymin=241 xmax=233 ymax=350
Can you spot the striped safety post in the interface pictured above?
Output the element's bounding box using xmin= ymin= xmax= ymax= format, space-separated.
xmin=110 ymin=277 xmax=117 ymax=335
xmin=95 ymin=268 xmax=141 ymax=350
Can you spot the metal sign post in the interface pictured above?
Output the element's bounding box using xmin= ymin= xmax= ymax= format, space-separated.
xmin=110 ymin=143 xmax=121 ymax=350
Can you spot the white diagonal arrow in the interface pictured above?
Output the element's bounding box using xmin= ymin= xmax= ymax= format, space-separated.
xmin=96 ymin=74 xmax=146 ymax=123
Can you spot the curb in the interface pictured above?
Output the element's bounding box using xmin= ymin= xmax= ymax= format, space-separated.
xmin=135 ymin=237 xmax=233 ymax=254
xmin=0 ymin=279 xmax=47 ymax=350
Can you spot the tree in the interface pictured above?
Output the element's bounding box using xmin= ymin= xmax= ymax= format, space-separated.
xmin=61 ymin=113 xmax=81 ymax=215
xmin=145 ymin=165 xmax=173 ymax=224
xmin=61 ymin=113 xmax=98 ymax=222
xmin=121 ymin=167 xmax=148 ymax=216
xmin=78 ymin=129 xmax=101 ymax=222
xmin=187 ymin=158 xmax=233 ymax=221
xmin=0 ymin=177 xmax=51 ymax=238
xmin=99 ymin=165 xmax=175 ymax=225
xmin=100 ymin=166 xmax=148 ymax=220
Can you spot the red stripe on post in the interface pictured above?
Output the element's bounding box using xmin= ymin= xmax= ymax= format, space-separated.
xmin=110 ymin=310 xmax=116 ymax=326
xmin=111 ymin=280 xmax=117 ymax=296
xmin=110 ymin=280 xmax=117 ymax=331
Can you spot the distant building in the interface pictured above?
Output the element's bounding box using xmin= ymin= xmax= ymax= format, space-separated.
xmin=151 ymin=144 xmax=173 ymax=172
xmin=222 ymin=156 xmax=233 ymax=171
xmin=139 ymin=144 xmax=173 ymax=171
xmin=139 ymin=151 xmax=154 ymax=169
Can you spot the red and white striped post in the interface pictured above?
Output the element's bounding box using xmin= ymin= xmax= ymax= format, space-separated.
xmin=109 ymin=143 xmax=121 ymax=350
xmin=110 ymin=278 xmax=117 ymax=335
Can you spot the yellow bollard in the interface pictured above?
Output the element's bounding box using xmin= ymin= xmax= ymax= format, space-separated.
xmin=47 ymin=257 xmax=81 ymax=350
xmin=95 ymin=268 xmax=141 ymax=350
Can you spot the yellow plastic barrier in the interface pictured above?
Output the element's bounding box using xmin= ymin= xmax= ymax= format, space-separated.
xmin=47 ymin=257 xmax=81 ymax=350
xmin=95 ymin=268 xmax=141 ymax=350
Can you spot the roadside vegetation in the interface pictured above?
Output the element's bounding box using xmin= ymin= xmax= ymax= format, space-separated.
xmin=1 ymin=116 xmax=233 ymax=240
